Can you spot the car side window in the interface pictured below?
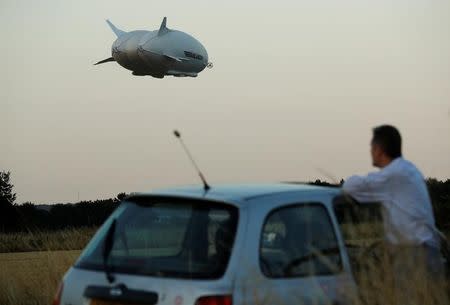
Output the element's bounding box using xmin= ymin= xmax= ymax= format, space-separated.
xmin=260 ymin=204 xmax=342 ymax=278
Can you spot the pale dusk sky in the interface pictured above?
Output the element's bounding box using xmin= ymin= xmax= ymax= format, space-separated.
xmin=1 ymin=0 xmax=449 ymax=203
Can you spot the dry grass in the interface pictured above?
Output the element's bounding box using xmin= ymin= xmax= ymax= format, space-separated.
xmin=350 ymin=243 xmax=449 ymax=305
xmin=0 ymin=228 xmax=95 ymax=305
xmin=0 ymin=250 xmax=80 ymax=305
xmin=341 ymin=223 xmax=450 ymax=305
xmin=0 ymin=227 xmax=97 ymax=253
xmin=0 ymin=226 xmax=448 ymax=305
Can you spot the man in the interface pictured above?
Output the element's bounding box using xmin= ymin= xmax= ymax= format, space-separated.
xmin=343 ymin=125 xmax=445 ymax=304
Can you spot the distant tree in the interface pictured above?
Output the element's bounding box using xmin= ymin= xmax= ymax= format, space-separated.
xmin=0 ymin=171 xmax=16 ymax=204
xmin=0 ymin=171 xmax=18 ymax=232
xmin=426 ymin=178 xmax=450 ymax=230
xmin=116 ymin=192 xmax=128 ymax=201
xmin=308 ymin=179 xmax=340 ymax=187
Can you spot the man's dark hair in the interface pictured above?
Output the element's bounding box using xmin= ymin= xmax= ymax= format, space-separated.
xmin=372 ymin=125 xmax=402 ymax=159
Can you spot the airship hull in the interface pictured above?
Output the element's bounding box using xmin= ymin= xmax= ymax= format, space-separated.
xmin=96 ymin=18 xmax=210 ymax=79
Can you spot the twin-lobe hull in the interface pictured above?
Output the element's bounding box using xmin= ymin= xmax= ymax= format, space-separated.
xmin=111 ymin=30 xmax=166 ymax=78
xmin=95 ymin=18 xmax=210 ymax=79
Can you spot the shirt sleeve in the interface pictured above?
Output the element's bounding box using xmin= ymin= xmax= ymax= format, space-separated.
xmin=342 ymin=171 xmax=389 ymax=203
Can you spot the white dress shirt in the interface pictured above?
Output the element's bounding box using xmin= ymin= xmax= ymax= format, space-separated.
xmin=343 ymin=157 xmax=439 ymax=247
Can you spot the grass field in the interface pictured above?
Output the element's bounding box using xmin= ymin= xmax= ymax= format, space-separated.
xmin=0 ymin=250 xmax=80 ymax=305
xmin=0 ymin=226 xmax=448 ymax=305
xmin=0 ymin=228 xmax=95 ymax=305
xmin=0 ymin=227 xmax=97 ymax=253
xmin=1 ymin=248 xmax=447 ymax=305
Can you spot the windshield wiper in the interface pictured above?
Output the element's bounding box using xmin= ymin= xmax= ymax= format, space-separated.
xmin=103 ymin=219 xmax=117 ymax=283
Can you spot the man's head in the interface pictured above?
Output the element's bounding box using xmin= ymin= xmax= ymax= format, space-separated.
xmin=370 ymin=125 xmax=402 ymax=168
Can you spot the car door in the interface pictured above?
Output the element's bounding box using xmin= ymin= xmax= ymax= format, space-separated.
xmin=236 ymin=198 xmax=355 ymax=305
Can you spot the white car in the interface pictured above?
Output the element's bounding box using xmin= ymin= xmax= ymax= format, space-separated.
xmin=54 ymin=183 xmax=359 ymax=305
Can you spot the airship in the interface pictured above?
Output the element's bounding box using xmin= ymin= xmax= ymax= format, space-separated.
xmin=95 ymin=17 xmax=212 ymax=78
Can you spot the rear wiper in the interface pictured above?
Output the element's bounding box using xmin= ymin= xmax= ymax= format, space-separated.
xmin=103 ymin=219 xmax=117 ymax=283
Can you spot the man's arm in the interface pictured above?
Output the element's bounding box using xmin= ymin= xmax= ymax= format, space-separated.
xmin=343 ymin=172 xmax=389 ymax=203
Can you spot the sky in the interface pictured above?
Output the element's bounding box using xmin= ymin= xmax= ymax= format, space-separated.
xmin=1 ymin=0 xmax=449 ymax=204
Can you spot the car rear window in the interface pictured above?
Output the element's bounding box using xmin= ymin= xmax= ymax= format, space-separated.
xmin=260 ymin=204 xmax=342 ymax=278
xmin=75 ymin=196 xmax=238 ymax=279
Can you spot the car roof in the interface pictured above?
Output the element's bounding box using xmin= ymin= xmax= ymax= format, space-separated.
xmin=131 ymin=183 xmax=341 ymax=206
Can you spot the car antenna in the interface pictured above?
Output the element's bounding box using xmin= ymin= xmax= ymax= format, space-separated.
xmin=173 ymin=129 xmax=210 ymax=192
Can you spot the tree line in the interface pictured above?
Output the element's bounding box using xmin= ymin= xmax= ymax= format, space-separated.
xmin=0 ymin=171 xmax=126 ymax=232
xmin=1 ymin=171 xmax=449 ymax=233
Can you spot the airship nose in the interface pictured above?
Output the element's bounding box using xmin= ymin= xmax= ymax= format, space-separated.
xmin=112 ymin=42 xmax=127 ymax=56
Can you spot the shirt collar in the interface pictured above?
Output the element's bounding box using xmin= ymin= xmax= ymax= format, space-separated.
xmin=384 ymin=156 xmax=403 ymax=169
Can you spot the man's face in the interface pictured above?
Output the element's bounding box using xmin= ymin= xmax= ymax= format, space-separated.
xmin=370 ymin=140 xmax=383 ymax=168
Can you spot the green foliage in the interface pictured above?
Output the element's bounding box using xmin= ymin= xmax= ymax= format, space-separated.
xmin=3 ymin=170 xmax=450 ymax=233
xmin=0 ymin=171 xmax=18 ymax=232
xmin=14 ymin=198 xmax=122 ymax=231
xmin=116 ymin=192 xmax=128 ymax=201
xmin=427 ymin=178 xmax=450 ymax=230
xmin=0 ymin=171 xmax=16 ymax=204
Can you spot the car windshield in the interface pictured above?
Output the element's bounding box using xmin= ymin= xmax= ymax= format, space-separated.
xmin=75 ymin=196 xmax=238 ymax=279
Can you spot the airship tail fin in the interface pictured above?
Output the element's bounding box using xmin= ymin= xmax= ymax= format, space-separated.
xmin=158 ymin=17 xmax=169 ymax=36
xmin=106 ymin=19 xmax=125 ymax=37
xmin=94 ymin=57 xmax=115 ymax=65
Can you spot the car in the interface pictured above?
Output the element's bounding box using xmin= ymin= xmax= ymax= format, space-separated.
xmin=53 ymin=183 xmax=367 ymax=305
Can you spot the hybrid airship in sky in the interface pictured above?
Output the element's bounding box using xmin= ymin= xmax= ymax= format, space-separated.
xmin=95 ymin=17 xmax=212 ymax=78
